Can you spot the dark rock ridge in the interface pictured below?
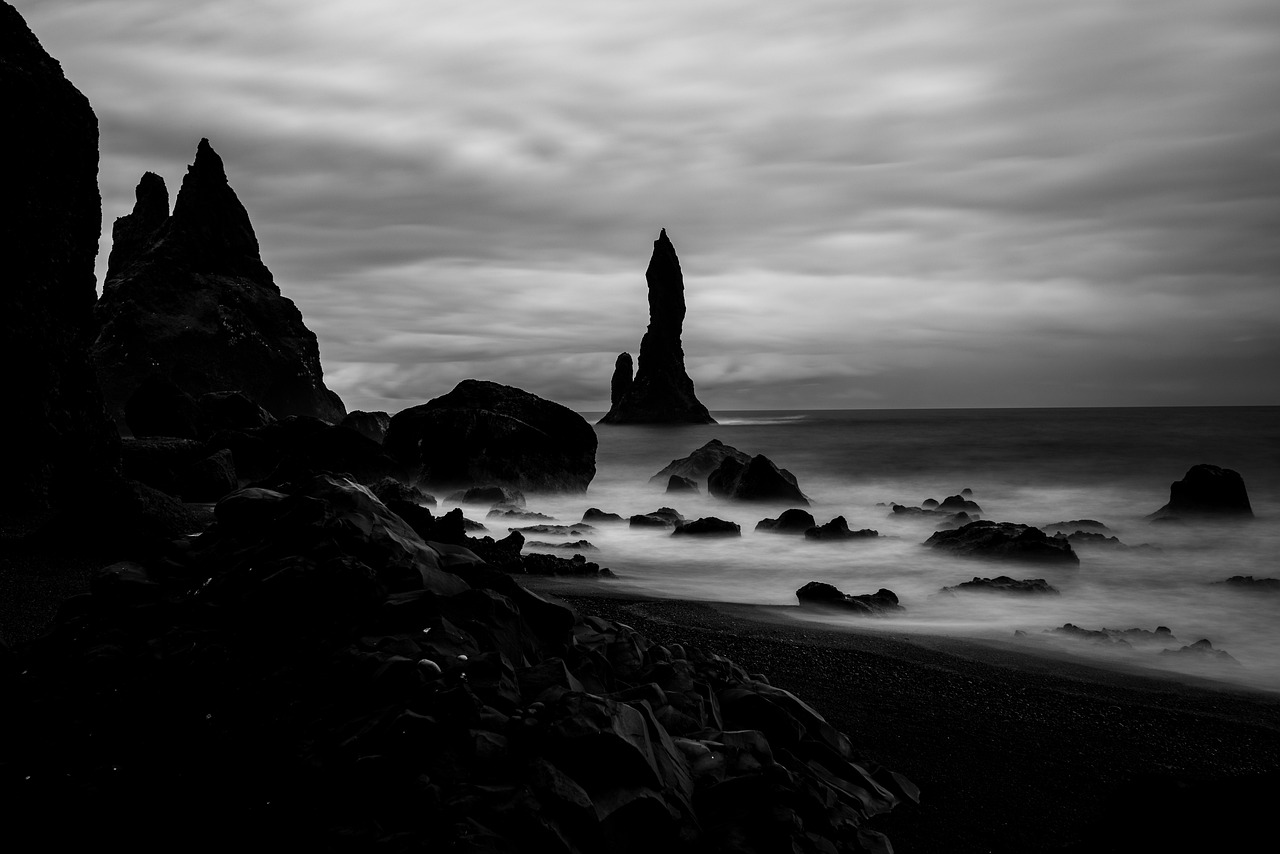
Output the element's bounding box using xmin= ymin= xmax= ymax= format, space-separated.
xmin=386 ymin=380 xmax=596 ymax=493
xmin=708 ymin=454 xmax=808 ymax=504
xmin=672 ymin=517 xmax=741 ymax=536
xmin=651 ymin=438 xmax=750 ymax=486
xmin=1047 ymin=624 xmax=1177 ymax=648
xmin=796 ymin=582 xmax=904 ymax=616
xmin=940 ymin=576 xmax=1059 ymax=595
xmin=4 ymin=2 xmax=120 ymax=513
xmin=91 ymin=139 xmax=346 ymax=429
xmin=598 ymin=230 xmax=715 ymax=424
xmin=755 ymin=508 xmax=817 ymax=534
xmin=925 ymin=520 xmax=1079 ymax=565
xmin=804 ymin=517 xmax=879 ymax=541
xmin=1149 ymin=464 xmax=1253 ymax=519
xmin=6 ymin=470 xmax=916 ymax=850
xmin=340 ymin=410 xmax=391 ymax=444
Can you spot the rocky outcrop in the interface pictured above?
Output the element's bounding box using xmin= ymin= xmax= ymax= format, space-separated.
xmin=3 ymin=3 xmax=120 ymax=514
xmin=672 ymin=517 xmax=741 ymax=536
xmin=666 ymin=474 xmax=698 ymax=494
xmin=340 ymin=410 xmax=390 ymax=444
xmin=1215 ymin=576 xmax=1280 ymax=592
xmin=755 ymin=508 xmax=817 ymax=534
xmin=1149 ymin=464 xmax=1253 ymax=519
xmin=796 ymin=582 xmax=904 ymax=615
xmin=385 ymin=380 xmax=597 ymax=493
xmin=925 ymin=520 xmax=1079 ymax=565
xmin=651 ymin=438 xmax=750 ymax=486
xmin=630 ymin=507 xmax=685 ymax=528
xmin=91 ymin=139 xmax=346 ymax=430
xmin=708 ymin=454 xmax=808 ymax=505
xmin=582 ymin=508 xmax=625 ymax=524
xmin=599 ymin=230 xmax=714 ymax=424
xmin=940 ymin=576 xmax=1059 ymax=595
xmin=804 ymin=516 xmax=879 ymax=541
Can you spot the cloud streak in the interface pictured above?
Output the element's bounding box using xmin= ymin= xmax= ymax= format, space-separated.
xmin=18 ymin=0 xmax=1280 ymax=411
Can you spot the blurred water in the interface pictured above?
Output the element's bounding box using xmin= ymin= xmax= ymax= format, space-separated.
xmin=448 ymin=407 xmax=1280 ymax=692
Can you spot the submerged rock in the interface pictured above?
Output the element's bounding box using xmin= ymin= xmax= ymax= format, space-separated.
xmin=925 ymin=520 xmax=1079 ymax=565
xmin=803 ymin=516 xmax=879 ymax=541
xmin=599 ymin=230 xmax=715 ymax=424
xmin=940 ymin=576 xmax=1059 ymax=595
xmin=1149 ymin=464 xmax=1253 ymax=519
xmin=795 ymin=582 xmax=903 ymax=615
xmin=672 ymin=517 xmax=741 ymax=536
xmin=386 ymin=380 xmax=597 ymax=493
xmin=92 ymin=139 xmax=346 ymax=428
xmin=708 ymin=454 xmax=808 ymax=504
xmin=755 ymin=508 xmax=817 ymax=534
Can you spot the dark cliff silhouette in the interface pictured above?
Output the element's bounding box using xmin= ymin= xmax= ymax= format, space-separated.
xmin=91 ymin=139 xmax=346 ymax=431
xmin=599 ymin=229 xmax=715 ymax=424
xmin=2 ymin=1 xmax=120 ymax=513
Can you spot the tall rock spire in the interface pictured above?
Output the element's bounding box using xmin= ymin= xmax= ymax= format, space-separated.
xmin=599 ymin=229 xmax=715 ymax=424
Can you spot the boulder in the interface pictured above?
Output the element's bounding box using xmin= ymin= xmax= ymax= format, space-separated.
xmin=795 ymin=582 xmax=903 ymax=615
xmin=650 ymin=439 xmax=749 ymax=486
xmin=209 ymin=415 xmax=398 ymax=483
xmin=803 ymin=516 xmax=878 ymax=541
xmin=938 ymin=494 xmax=982 ymax=514
xmin=368 ymin=476 xmax=435 ymax=507
xmin=1044 ymin=519 xmax=1111 ymax=535
xmin=178 ymin=448 xmax=237 ymax=502
xmin=629 ymin=508 xmax=684 ymax=529
xmin=755 ymin=508 xmax=817 ymax=534
xmin=385 ymin=380 xmax=597 ymax=493
xmin=120 ymin=437 xmax=207 ymax=496
xmin=1214 ymin=576 xmax=1280 ymax=592
xmin=1048 ymin=624 xmax=1178 ymax=647
xmin=666 ymin=475 xmax=698 ymax=494
xmin=598 ymin=230 xmax=715 ymax=424
xmin=340 ymin=410 xmax=391 ymax=444
xmin=672 ymin=517 xmax=740 ymax=536
xmin=707 ymin=455 xmax=807 ymax=505
xmin=583 ymin=508 xmax=625 ymax=524
xmin=3 ymin=2 xmax=121 ymax=514
xmin=1149 ymin=464 xmax=1253 ymax=519
xmin=92 ymin=139 xmax=346 ymax=428
xmin=940 ymin=576 xmax=1059 ymax=595
xmin=447 ymin=485 xmax=526 ymax=508
xmin=925 ymin=520 xmax=1079 ymax=565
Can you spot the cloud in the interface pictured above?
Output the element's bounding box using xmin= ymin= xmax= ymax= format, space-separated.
xmin=17 ymin=0 xmax=1280 ymax=411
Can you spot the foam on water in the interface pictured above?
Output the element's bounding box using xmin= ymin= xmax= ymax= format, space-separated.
xmin=450 ymin=408 xmax=1280 ymax=693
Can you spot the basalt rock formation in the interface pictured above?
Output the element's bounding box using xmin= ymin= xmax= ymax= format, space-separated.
xmin=385 ymin=380 xmax=597 ymax=493
xmin=3 ymin=2 xmax=120 ymax=513
xmin=91 ymin=139 xmax=346 ymax=430
xmin=599 ymin=230 xmax=714 ymax=424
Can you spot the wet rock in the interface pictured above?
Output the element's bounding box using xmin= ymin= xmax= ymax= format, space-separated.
xmin=804 ymin=516 xmax=879 ymax=541
xmin=527 ymin=540 xmax=597 ymax=551
xmin=448 ymin=485 xmax=526 ymax=508
xmin=629 ymin=508 xmax=685 ymax=529
xmin=650 ymin=438 xmax=749 ymax=486
xmin=598 ymin=230 xmax=715 ymax=424
xmin=925 ymin=520 xmax=1079 ymax=565
xmin=938 ymin=494 xmax=982 ymax=514
xmin=92 ymin=140 xmax=346 ymax=428
xmin=707 ymin=455 xmax=808 ymax=505
xmin=1149 ymin=464 xmax=1253 ymax=519
xmin=523 ymin=553 xmax=613 ymax=577
xmin=511 ymin=524 xmax=594 ymax=538
xmin=583 ymin=508 xmax=625 ymax=524
xmin=4 ymin=3 xmax=121 ymax=514
xmin=1054 ymin=531 xmax=1126 ymax=548
xmin=665 ymin=475 xmax=698 ymax=494
xmin=672 ymin=517 xmax=741 ymax=536
xmin=1044 ymin=519 xmax=1111 ymax=535
xmin=755 ymin=508 xmax=818 ymax=534
xmin=386 ymin=380 xmax=597 ymax=493
xmin=488 ymin=507 xmax=556 ymax=522
xmin=1215 ymin=576 xmax=1280 ymax=592
xmin=795 ymin=582 xmax=903 ymax=615
xmin=940 ymin=576 xmax=1059 ymax=595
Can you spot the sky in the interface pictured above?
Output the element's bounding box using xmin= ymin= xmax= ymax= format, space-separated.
xmin=18 ymin=0 xmax=1280 ymax=413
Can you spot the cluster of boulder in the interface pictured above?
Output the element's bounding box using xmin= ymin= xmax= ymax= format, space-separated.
xmin=1039 ymin=624 xmax=1238 ymax=665
xmin=796 ymin=583 xmax=904 ymax=616
xmin=924 ymin=520 xmax=1080 ymax=565
xmin=652 ymin=440 xmax=808 ymax=505
xmin=4 ymin=470 xmax=917 ymax=851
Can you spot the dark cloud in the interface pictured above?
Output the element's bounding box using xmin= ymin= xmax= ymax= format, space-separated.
xmin=18 ymin=0 xmax=1280 ymax=412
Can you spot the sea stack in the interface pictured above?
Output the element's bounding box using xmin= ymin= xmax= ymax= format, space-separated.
xmin=3 ymin=2 xmax=120 ymax=513
xmin=599 ymin=229 xmax=715 ymax=424
xmin=92 ymin=139 xmax=347 ymax=430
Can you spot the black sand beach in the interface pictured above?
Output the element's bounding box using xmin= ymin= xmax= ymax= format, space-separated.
xmin=526 ymin=578 xmax=1280 ymax=854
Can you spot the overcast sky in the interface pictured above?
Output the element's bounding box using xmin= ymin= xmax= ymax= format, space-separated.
xmin=19 ymin=0 xmax=1280 ymax=413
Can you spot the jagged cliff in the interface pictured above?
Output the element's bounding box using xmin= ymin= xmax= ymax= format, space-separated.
xmin=599 ymin=229 xmax=715 ymax=424
xmin=92 ymin=139 xmax=346 ymax=430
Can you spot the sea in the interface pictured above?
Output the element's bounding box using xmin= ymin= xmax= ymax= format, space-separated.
xmin=462 ymin=407 xmax=1280 ymax=693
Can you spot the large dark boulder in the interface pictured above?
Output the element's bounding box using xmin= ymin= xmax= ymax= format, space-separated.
xmin=708 ymin=454 xmax=808 ymax=505
xmin=599 ymin=230 xmax=714 ymax=424
xmin=385 ymin=380 xmax=597 ymax=493
xmin=91 ymin=139 xmax=346 ymax=429
xmin=796 ymin=582 xmax=903 ymax=615
xmin=755 ymin=508 xmax=817 ymax=534
xmin=925 ymin=520 xmax=1079 ymax=565
xmin=3 ymin=3 xmax=120 ymax=514
xmin=1149 ymin=464 xmax=1253 ymax=519
xmin=650 ymin=438 xmax=750 ymax=486
xmin=671 ymin=517 xmax=740 ymax=536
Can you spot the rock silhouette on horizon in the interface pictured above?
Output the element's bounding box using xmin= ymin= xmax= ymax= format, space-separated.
xmin=599 ymin=229 xmax=715 ymax=424
xmin=91 ymin=139 xmax=346 ymax=431
xmin=3 ymin=1 xmax=120 ymax=513
xmin=1149 ymin=464 xmax=1253 ymax=520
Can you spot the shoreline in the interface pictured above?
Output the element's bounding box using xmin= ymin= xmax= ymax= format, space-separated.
xmin=525 ymin=576 xmax=1280 ymax=853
